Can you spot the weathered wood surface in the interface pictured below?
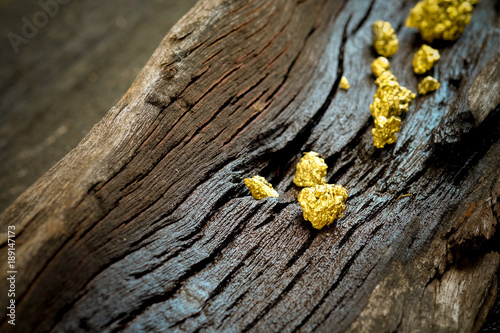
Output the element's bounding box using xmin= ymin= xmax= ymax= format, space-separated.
xmin=0 ymin=0 xmax=198 ymax=213
xmin=1 ymin=0 xmax=499 ymax=332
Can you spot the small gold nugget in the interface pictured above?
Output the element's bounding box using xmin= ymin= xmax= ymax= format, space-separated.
xmin=372 ymin=20 xmax=399 ymax=57
xmin=406 ymin=0 xmax=478 ymax=42
xmin=418 ymin=76 xmax=441 ymax=95
xmin=293 ymin=152 xmax=328 ymax=187
xmin=339 ymin=76 xmax=350 ymax=90
xmin=371 ymin=57 xmax=390 ymax=77
xmin=298 ymin=184 xmax=348 ymax=230
xmin=372 ymin=115 xmax=402 ymax=148
xmin=413 ymin=45 xmax=440 ymax=74
xmin=244 ymin=175 xmax=279 ymax=200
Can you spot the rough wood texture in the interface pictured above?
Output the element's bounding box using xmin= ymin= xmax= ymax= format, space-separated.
xmin=0 ymin=0 xmax=198 ymax=213
xmin=1 ymin=0 xmax=499 ymax=332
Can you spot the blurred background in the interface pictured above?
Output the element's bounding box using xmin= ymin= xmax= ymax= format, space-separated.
xmin=0 ymin=0 xmax=498 ymax=331
xmin=0 ymin=0 xmax=197 ymax=213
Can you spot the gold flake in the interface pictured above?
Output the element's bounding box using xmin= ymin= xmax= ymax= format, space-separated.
xmin=397 ymin=193 xmax=413 ymax=200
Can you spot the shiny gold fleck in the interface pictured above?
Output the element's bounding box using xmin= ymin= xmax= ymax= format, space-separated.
xmin=372 ymin=115 xmax=402 ymax=148
xmin=370 ymin=71 xmax=416 ymax=119
xmin=412 ymin=44 xmax=440 ymax=74
xmin=406 ymin=0 xmax=478 ymax=42
xmin=294 ymin=152 xmax=328 ymax=187
xmin=397 ymin=193 xmax=413 ymax=200
xmin=371 ymin=57 xmax=391 ymax=77
xmin=372 ymin=20 xmax=399 ymax=57
xmin=339 ymin=76 xmax=350 ymax=90
xmin=418 ymin=76 xmax=441 ymax=95
xmin=244 ymin=175 xmax=279 ymax=200
xmin=298 ymin=184 xmax=348 ymax=229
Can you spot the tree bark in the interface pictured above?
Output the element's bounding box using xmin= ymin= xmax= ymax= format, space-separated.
xmin=1 ymin=0 xmax=499 ymax=332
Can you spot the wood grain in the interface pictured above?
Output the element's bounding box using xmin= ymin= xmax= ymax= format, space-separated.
xmin=0 ymin=0 xmax=499 ymax=332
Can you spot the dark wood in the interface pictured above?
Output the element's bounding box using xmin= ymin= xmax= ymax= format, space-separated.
xmin=1 ymin=0 xmax=499 ymax=332
xmin=0 ymin=0 xmax=198 ymax=213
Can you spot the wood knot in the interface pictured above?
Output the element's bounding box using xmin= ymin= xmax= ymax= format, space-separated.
xmin=160 ymin=63 xmax=177 ymax=80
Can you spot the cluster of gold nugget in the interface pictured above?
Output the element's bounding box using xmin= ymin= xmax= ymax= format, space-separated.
xmin=368 ymin=0 xmax=478 ymax=148
xmin=406 ymin=0 xmax=478 ymax=42
xmin=295 ymin=152 xmax=347 ymax=230
xmin=243 ymin=0 xmax=478 ymax=229
xmin=370 ymin=21 xmax=415 ymax=148
xmin=244 ymin=152 xmax=348 ymax=230
xmin=370 ymin=65 xmax=416 ymax=148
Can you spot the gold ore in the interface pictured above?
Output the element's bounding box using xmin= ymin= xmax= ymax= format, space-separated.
xmin=372 ymin=20 xmax=399 ymax=57
xmin=370 ymin=70 xmax=415 ymax=148
xmin=406 ymin=0 xmax=478 ymax=42
xmin=244 ymin=175 xmax=279 ymax=200
xmin=413 ymin=44 xmax=440 ymax=74
xmin=371 ymin=57 xmax=390 ymax=77
xmin=293 ymin=152 xmax=328 ymax=187
xmin=418 ymin=76 xmax=441 ymax=95
xmin=298 ymin=184 xmax=348 ymax=230
xmin=339 ymin=76 xmax=350 ymax=90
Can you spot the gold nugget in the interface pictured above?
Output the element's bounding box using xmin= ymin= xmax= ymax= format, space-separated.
xmin=244 ymin=175 xmax=279 ymax=200
xmin=371 ymin=57 xmax=390 ymax=77
xmin=372 ymin=20 xmax=399 ymax=57
xmin=370 ymin=71 xmax=416 ymax=119
xmin=293 ymin=152 xmax=328 ymax=187
xmin=298 ymin=184 xmax=348 ymax=229
xmin=339 ymin=76 xmax=350 ymax=90
xmin=413 ymin=45 xmax=440 ymax=74
xmin=372 ymin=115 xmax=402 ymax=148
xmin=370 ymin=71 xmax=415 ymax=148
xmin=418 ymin=76 xmax=441 ymax=95
xmin=406 ymin=0 xmax=478 ymax=42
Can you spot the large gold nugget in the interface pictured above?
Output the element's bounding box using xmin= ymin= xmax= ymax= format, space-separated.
xmin=412 ymin=45 xmax=440 ymax=74
xmin=418 ymin=76 xmax=441 ymax=95
xmin=372 ymin=115 xmax=402 ymax=148
xmin=406 ymin=0 xmax=477 ymax=42
xmin=293 ymin=152 xmax=328 ymax=187
xmin=372 ymin=20 xmax=399 ymax=57
xmin=244 ymin=175 xmax=279 ymax=200
xmin=298 ymin=184 xmax=348 ymax=230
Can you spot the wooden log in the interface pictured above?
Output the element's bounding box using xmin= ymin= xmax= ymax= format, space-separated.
xmin=1 ymin=0 xmax=499 ymax=332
